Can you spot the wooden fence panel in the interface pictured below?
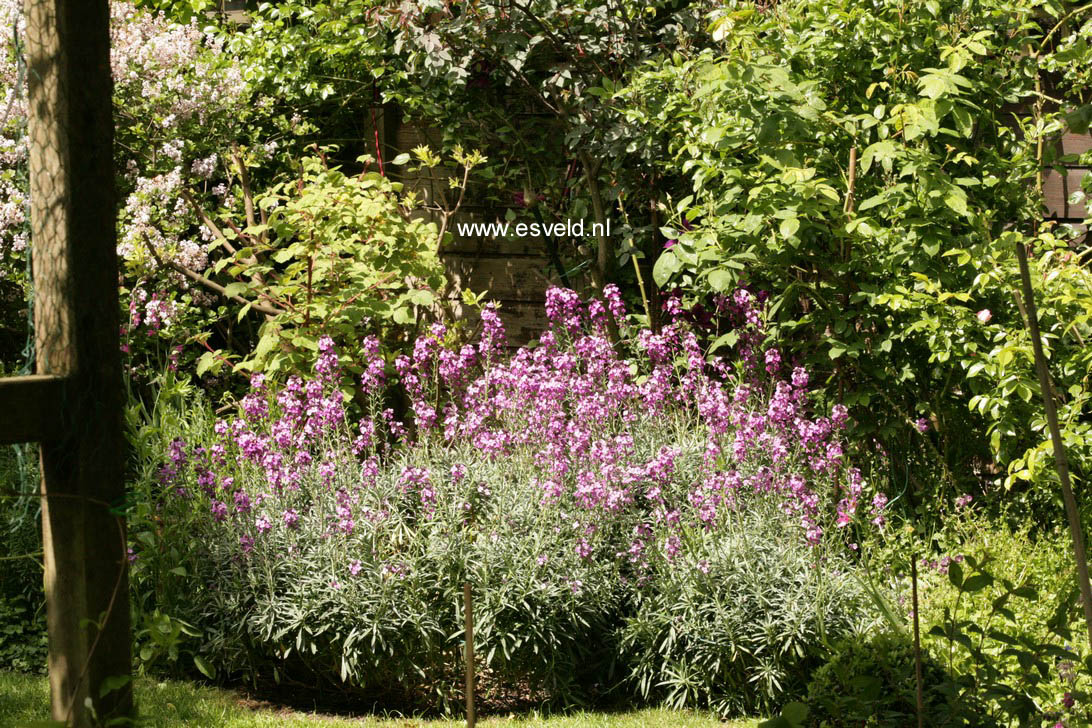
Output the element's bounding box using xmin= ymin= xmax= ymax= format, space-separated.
xmin=1045 ymin=130 xmax=1091 ymax=239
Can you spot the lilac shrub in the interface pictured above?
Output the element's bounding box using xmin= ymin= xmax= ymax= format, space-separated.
xmin=133 ymin=286 xmax=886 ymax=711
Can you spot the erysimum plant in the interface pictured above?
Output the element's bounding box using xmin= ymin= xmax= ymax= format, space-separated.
xmin=130 ymin=287 xmax=887 ymax=711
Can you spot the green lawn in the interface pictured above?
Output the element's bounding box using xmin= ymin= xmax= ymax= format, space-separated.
xmin=0 ymin=672 xmax=759 ymax=727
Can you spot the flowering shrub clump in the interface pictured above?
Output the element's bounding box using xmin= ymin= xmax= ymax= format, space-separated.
xmin=133 ymin=287 xmax=885 ymax=711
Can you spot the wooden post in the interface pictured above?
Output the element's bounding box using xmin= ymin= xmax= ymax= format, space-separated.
xmin=464 ymin=581 xmax=476 ymax=728
xmin=24 ymin=0 xmax=133 ymax=725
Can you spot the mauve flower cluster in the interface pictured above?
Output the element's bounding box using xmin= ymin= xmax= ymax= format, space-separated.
xmin=153 ymin=287 xmax=886 ymax=583
xmin=127 ymin=286 xmax=179 ymax=334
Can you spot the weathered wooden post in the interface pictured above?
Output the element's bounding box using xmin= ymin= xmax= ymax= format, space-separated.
xmin=10 ymin=0 xmax=133 ymax=724
xmin=464 ymin=580 xmax=476 ymax=728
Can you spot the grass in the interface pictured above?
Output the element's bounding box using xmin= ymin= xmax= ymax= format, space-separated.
xmin=0 ymin=671 xmax=760 ymax=727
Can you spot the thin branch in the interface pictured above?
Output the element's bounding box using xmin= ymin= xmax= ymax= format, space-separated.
xmin=142 ymin=236 xmax=282 ymax=318
xmin=180 ymin=189 xmax=238 ymax=256
xmin=181 ymin=188 xmax=266 ymax=286
xmin=232 ymin=143 xmax=259 ymax=229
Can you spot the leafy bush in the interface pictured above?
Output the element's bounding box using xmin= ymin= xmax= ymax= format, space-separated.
xmin=621 ymin=502 xmax=878 ymax=716
xmin=620 ymin=0 xmax=1092 ymax=514
xmin=0 ymin=594 xmax=46 ymax=674
xmin=128 ymin=287 xmax=885 ymax=712
xmin=805 ymin=631 xmax=963 ymax=728
xmin=0 ymin=444 xmax=45 ymax=674
xmin=913 ymin=511 xmax=1092 ymax=727
xmin=190 ymin=151 xmax=449 ymax=384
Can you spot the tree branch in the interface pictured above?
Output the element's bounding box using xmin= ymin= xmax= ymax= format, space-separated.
xmin=181 ymin=188 xmax=265 ymax=285
xmin=232 ymin=143 xmax=263 ymax=228
xmin=142 ymin=236 xmax=282 ymax=318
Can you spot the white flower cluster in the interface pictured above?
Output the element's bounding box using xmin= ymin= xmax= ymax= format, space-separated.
xmin=0 ymin=179 xmax=26 ymax=259
xmin=190 ymin=153 xmax=219 ymax=179
xmin=109 ymin=3 xmax=248 ymax=128
xmin=0 ymin=0 xmax=28 ymax=271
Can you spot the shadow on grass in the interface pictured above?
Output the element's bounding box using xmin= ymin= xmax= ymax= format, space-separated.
xmin=0 ymin=671 xmax=49 ymax=724
xmin=1 ymin=670 xmax=753 ymax=727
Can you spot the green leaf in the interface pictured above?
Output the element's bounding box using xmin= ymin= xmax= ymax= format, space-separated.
xmin=858 ymin=193 xmax=886 ymax=211
xmin=1011 ymin=585 xmax=1038 ymax=600
xmin=859 ymin=140 xmax=898 ymax=175
xmin=781 ymin=701 xmax=809 ymax=726
xmin=944 ymin=191 xmax=969 ymax=216
xmin=1065 ymin=104 xmax=1092 ymax=134
xmin=779 ymin=217 xmax=800 ymax=238
xmin=948 ymin=561 xmax=965 ymax=589
xmin=757 ymin=719 xmax=791 ymax=728
xmin=652 ymin=250 xmax=681 ymax=287
xmin=708 ymin=269 xmax=734 ymax=292
xmin=710 ymin=330 xmax=740 ymax=353
xmin=407 ymin=289 xmax=435 ymax=306
xmin=193 ymin=654 xmax=216 ymax=679
xmin=222 ymin=281 xmax=248 ymax=298
xmin=962 ymin=574 xmax=993 ymax=592
xmin=701 ymin=126 xmax=726 ymax=144
xmin=195 ymin=351 xmax=219 ymax=377
xmin=952 ymin=106 xmax=974 ymax=137
xmin=98 ymin=674 xmax=131 ymax=699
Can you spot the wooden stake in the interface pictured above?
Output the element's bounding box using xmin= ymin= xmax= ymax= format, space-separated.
xmin=1014 ymin=241 xmax=1092 ymax=650
xmin=844 ymin=145 xmax=857 ymax=264
xmin=845 ymin=145 xmax=857 ymax=215
xmin=464 ymin=581 xmax=476 ymax=728
xmin=911 ymin=556 xmax=925 ymax=728
xmin=24 ymin=1 xmax=132 ymax=724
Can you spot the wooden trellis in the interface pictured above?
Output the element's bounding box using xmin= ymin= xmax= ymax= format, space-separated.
xmin=0 ymin=1 xmax=132 ymax=726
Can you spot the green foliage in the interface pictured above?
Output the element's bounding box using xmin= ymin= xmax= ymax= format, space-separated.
xmin=619 ymin=504 xmax=877 ymax=717
xmin=246 ymin=0 xmax=722 ymax=294
xmin=962 ymin=232 xmax=1092 ymax=494
xmin=0 ymin=594 xmax=46 ymax=674
xmin=804 ymin=631 xmax=962 ymax=727
xmin=914 ymin=513 xmax=1092 ymax=727
xmin=757 ymin=701 xmax=808 ymax=728
xmin=620 ymin=0 xmax=1092 ymax=511
xmin=194 ymin=152 xmax=446 ymax=382
xmin=133 ymin=0 xmax=217 ymax=22
xmin=0 ymin=445 xmax=45 ymax=674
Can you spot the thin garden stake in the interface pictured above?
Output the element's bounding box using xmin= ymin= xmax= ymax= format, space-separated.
xmin=464 ymin=581 xmax=476 ymax=727
xmin=1014 ymin=241 xmax=1092 ymax=650
xmin=903 ymin=461 xmax=926 ymax=728
xmin=910 ymin=555 xmax=925 ymax=728
xmin=1027 ymin=27 xmax=1092 ymax=648
xmin=843 ymin=145 xmax=857 ymax=216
